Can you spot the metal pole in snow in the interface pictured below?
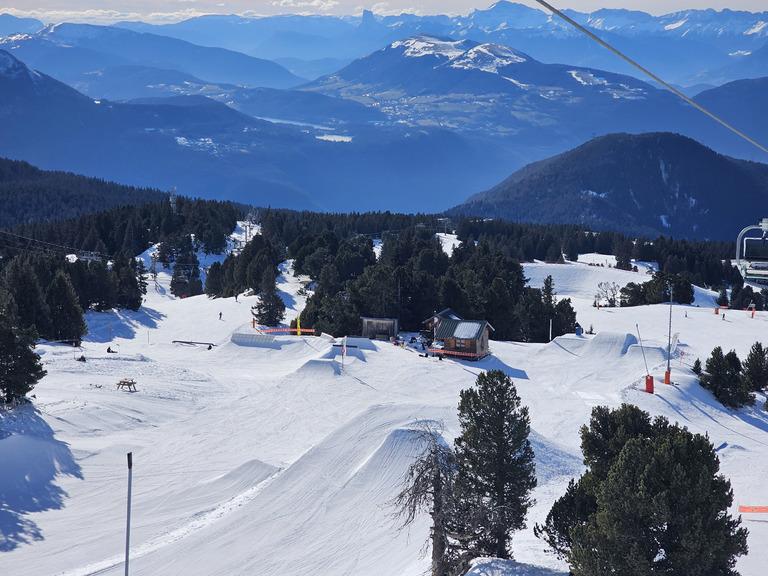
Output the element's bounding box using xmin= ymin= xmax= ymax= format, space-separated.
xmin=125 ymin=452 xmax=133 ymax=576
xmin=636 ymin=324 xmax=650 ymax=376
xmin=666 ymin=284 xmax=673 ymax=384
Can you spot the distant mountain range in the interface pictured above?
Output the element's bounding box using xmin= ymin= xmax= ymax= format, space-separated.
xmin=0 ymin=49 xmax=510 ymax=212
xmin=0 ymin=22 xmax=306 ymax=89
xmin=1 ymin=5 xmax=768 ymax=234
xmin=3 ymin=3 xmax=767 ymax=87
xmin=110 ymin=3 xmax=768 ymax=87
xmin=449 ymin=132 xmax=768 ymax=241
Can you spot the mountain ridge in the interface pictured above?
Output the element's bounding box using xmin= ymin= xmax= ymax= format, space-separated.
xmin=449 ymin=132 xmax=768 ymax=241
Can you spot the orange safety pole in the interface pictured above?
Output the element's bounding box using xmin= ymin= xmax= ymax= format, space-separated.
xmin=645 ymin=375 xmax=654 ymax=394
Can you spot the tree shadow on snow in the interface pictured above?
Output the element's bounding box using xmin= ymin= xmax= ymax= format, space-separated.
xmin=278 ymin=289 xmax=296 ymax=310
xmin=0 ymin=404 xmax=83 ymax=551
xmin=85 ymin=306 xmax=166 ymax=343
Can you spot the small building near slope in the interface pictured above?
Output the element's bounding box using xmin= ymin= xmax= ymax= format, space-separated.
xmin=433 ymin=318 xmax=494 ymax=360
xmin=422 ymin=308 xmax=463 ymax=337
xmin=361 ymin=316 xmax=399 ymax=340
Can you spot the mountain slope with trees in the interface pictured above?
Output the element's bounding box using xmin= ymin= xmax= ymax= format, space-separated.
xmin=0 ymin=157 xmax=167 ymax=229
xmin=450 ymin=132 xmax=768 ymax=241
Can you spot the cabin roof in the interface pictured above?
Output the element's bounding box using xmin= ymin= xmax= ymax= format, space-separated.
xmin=434 ymin=319 xmax=493 ymax=340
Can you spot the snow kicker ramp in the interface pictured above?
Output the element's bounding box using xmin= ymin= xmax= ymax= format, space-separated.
xmin=582 ymin=331 xmax=637 ymax=358
xmin=119 ymin=403 xmax=431 ymax=576
xmin=230 ymin=331 xmax=275 ymax=346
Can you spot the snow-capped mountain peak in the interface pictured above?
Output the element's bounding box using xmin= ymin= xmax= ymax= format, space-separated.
xmin=390 ymin=34 xmax=476 ymax=60
xmin=447 ymin=43 xmax=527 ymax=73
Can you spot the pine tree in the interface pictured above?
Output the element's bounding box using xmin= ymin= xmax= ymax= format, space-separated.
xmin=87 ymin=259 xmax=117 ymax=311
xmin=252 ymin=268 xmax=285 ymax=327
xmin=538 ymin=405 xmax=748 ymax=575
xmin=568 ymin=423 xmax=748 ymax=576
xmin=535 ymin=404 xmax=655 ymax=559
xmin=204 ymin=261 xmax=224 ymax=297
xmin=453 ymin=369 xmax=536 ymax=560
xmin=3 ymin=257 xmax=51 ymax=335
xmin=700 ymin=347 xmax=754 ymax=408
xmin=136 ymin=258 xmax=149 ymax=295
xmin=692 ymin=357 xmax=702 ymax=375
xmin=45 ymin=270 xmax=88 ymax=345
xmin=741 ymin=341 xmax=768 ymax=392
xmin=716 ymin=287 xmax=729 ymax=307
xmin=0 ymin=292 xmax=46 ymax=403
xmin=112 ymin=253 xmax=143 ymax=311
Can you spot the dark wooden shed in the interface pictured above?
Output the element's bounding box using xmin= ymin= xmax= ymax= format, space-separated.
xmin=360 ymin=317 xmax=399 ymax=340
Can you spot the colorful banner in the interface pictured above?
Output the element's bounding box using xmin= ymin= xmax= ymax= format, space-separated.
xmin=739 ymin=506 xmax=768 ymax=513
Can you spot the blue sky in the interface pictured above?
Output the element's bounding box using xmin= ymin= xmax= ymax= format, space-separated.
xmin=1 ymin=0 xmax=765 ymax=25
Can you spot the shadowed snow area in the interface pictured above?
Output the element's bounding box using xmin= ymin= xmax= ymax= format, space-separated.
xmin=1 ymin=244 xmax=767 ymax=575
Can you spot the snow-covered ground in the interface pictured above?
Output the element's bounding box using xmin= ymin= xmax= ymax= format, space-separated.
xmin=2 ymin=237 xmax=767 ymax=576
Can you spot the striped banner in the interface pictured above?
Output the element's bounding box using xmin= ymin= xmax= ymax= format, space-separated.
xmin=257 ymin=328 xmax=315 ymax=334
xmin=739 ymin=506 xmax=768 ymax=513
xmin=428 ymin=348 xmax=490 ymax=359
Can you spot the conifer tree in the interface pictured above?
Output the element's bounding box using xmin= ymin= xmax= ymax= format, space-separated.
xmin=112 ymin=253 xmax=142 ymax=311
xmin=741 ymin=341 xmax=768 ymax=393
xmin=252 ymin=268 xmax=285 ymax=327
xmin=717 ymin=287 xmax=730 ymax=307
xmin=45 ymin=270 xmax=87 ymax=345
xmin=3 ymin=257 xmax=51 ymax=335
xmin=569 ymin=423 xmax=748 ymax=576
xmin=204 ymin=261 xmax=224 ymax=297
xmin=453 ymin=369 xmax=536 ymax=560
xmin=0 ymin=291 xmax=46 ymax=403
xmin=537 ymin=404 xmax=748 ymax=575
xmin=700 ymin=347 xmax=754 ymax=408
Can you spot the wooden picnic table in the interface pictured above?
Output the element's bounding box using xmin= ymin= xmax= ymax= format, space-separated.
xmin=116 ymin=378 xmax=136 ymax=391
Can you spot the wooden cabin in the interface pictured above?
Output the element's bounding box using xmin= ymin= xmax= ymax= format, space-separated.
xmin=433 ymin=318 xmax=494 ymax=359
xmin=360 ymin=317 xmax=399 ymax=340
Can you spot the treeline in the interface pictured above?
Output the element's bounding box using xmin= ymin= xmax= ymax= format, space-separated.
xmin=6 ymin=196 xmax=243 ymax=259
xmin=259 ymin=208 xmax=446 ymax=249
xmin=0 ymin=196 xmax=246 ymax=339
xmin=0 ymin=157 xmax=167 ymax=229
xmin=257 ymin=210 xmax=740 ymax=291
xmin=0 ymin=251 xmax=144 ymax=345
xmin=455 ymin=219 xmax=739 ymax=288
xmin=291 ymin=226 xmax=577 ymax=341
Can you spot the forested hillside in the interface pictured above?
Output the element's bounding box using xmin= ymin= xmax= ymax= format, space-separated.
xmin=450 ymin=133 xmax=768 ymax=241
xmin=2 ymin=191 xmax=751 ymax=348
xmin=0 ymin=157 xmax=167 ymax=229
xmin=0 ymin=195 xmax=246 ymax=343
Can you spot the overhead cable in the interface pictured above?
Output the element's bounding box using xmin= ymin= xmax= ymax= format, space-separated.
xmin=533 ymin=0 xmax=768 ymax=157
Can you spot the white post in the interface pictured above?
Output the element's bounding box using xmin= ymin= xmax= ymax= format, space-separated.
xmin=549 ymin=318 xmax=553 ymax=341
xmin=125 ymin=452 xmax=133 ymax=576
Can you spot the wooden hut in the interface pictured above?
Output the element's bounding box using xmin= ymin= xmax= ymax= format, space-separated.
xmin=360 ymin=317 xmax=399 ymax=340
xmin=433 ymin=318 xmax=494 ymax=359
